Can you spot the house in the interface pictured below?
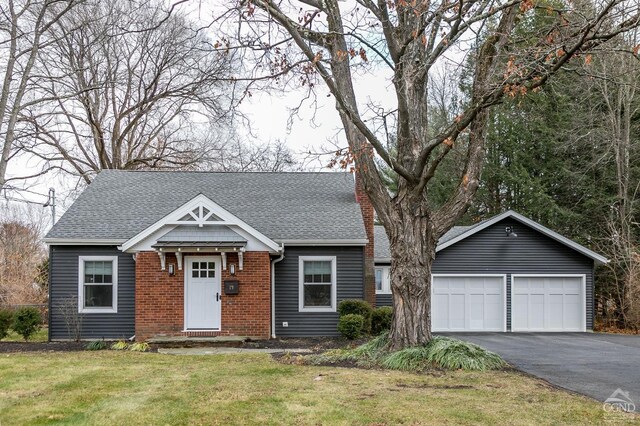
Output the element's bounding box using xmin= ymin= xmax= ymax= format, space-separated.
xmin=374 ymin=211 xmax=608 ymax=332
xmin=44 ymin=170 xmax=607 ymax=341
xmin=45 ymin=170 xmax=375 ymax=340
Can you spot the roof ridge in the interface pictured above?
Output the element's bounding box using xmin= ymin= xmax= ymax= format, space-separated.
xmin=99 ymin=169 xmax=351 ymax=175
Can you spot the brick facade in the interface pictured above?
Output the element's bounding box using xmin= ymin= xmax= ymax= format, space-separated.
xmin=135 ymin=251 xmax=271 ymax=340
xmin=355 ymin=171 xmax=376 ymax=306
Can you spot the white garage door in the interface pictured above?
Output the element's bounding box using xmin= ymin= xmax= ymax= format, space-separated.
xmin=432 ymin=275 xmax=506 ymax=332
xmin=512 ymin=275 xmax=585 ymax=332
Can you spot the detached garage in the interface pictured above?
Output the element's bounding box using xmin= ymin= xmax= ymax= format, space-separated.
xmin=374 ymin=211 xmax=608 ymax=332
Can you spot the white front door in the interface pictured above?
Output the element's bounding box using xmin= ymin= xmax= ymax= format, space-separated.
xmin=185 ymin=256 xmax=221 ymax=330
xmin=432 ymin=275 xmax=506 ymax=332
xmin=511 ymin=275 xmax=585 ymax=332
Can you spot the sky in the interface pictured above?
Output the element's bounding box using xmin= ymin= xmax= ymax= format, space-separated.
xmin=1 ymin=0 xmax=401 ymax=231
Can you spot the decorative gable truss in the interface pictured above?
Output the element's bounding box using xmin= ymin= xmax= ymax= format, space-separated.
xmin=120 ymin=194 xmax=282 ymax=270
xmin=177 ymin=205 xmax=223 ymax=226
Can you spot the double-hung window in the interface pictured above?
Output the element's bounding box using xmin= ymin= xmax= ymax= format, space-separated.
xmin=79 ymin=256 xmax=118 ymax=313
xmin=299 ymin=256 xmax=336 ymax=312
xmin=375 ymin=266 xmax=391 ymax=294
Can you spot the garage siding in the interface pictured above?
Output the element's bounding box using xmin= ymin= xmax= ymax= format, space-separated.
xmin=375 ymin=218 xmax=594 ymax=331
xmin=49 ymin=245 xmax=136 ymax=340
xmin=274 ymin=246 xmax=364 ymax=337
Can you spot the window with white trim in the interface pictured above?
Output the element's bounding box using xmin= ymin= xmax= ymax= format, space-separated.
xmin=79 ymin=256 xmax=118 ymax=313
xmin=299 ymin=256 xmax=336 ymax=312
xmin=375 ymin=266 xmax=391 ymax=294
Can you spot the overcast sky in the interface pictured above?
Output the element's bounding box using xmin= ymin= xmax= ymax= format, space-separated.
xmin=2 ymin=1 xmax=403 ymax=230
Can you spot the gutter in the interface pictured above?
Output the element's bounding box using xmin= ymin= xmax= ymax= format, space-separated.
xmin=270 ymin=244 xmax=285 ymax=339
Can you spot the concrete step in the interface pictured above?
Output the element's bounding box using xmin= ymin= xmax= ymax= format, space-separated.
xmin=146 ymin=335 xmax=250 ymax=347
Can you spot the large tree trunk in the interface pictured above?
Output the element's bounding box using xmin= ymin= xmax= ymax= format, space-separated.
xmin=385 ymin=199 xmax=439 ymax=349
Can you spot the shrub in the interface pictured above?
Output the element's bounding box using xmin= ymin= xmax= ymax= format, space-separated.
xmin=424 ymin=336 xmax=505 ymax=371
xmin=337 ymin=314 xmax=365 ymax=340
xmin=337 ymin=299 xmax=373 ymax=333
xmin=12 ymin=307 xmax=42 ymax=341
xmin=85 ymin=340 xmax=107 ymax=351
xmin=110 ymin=340 xmax=129 ymax=351
xmin=0 ymin=309 xmax=13 ymax=340
xmin=371 ymin=307 xmax=393 ymax=335
xmin=129 ymin=342 xmax=150 ymax=352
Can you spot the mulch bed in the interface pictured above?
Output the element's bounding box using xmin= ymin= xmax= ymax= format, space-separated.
xmin=0 ymin=337 xmax=365 ymax=354
xmin=244 ymin=336 xmax=367 ymax=353
xmin=0 ymin=341 xmax=85 ymax=353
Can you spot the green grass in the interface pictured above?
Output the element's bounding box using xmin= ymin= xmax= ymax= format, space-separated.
xmin=2 ymin=327 xmax=48 ymax=342
xmin=0 ymin=351 xmax=629 ymax=425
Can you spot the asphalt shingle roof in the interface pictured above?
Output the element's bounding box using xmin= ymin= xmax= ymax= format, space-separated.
xmin=46 ymin=170 xmax=368 ymax=243
xmin=373 ymin=224 xmax=474 ymax=260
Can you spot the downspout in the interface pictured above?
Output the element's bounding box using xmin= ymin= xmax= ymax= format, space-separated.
xmin=270 ymin=244 xmax=285 ymax=339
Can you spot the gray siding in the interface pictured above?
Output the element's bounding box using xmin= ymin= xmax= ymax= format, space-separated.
xmin=375 ymin=218 xmax=594 ymax=330
xmin=376 ymin=293 xmax=392 ymax=307
xmin=49 ymin=246 xmax=135 ymax=340
xmin=275 ymin=246 xmax=364 ymax=337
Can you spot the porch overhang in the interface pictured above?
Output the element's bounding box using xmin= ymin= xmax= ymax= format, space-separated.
xmin=149 ymin=224 xmax=251 ymax=271
xmin=152 ymin=243 xmax=247 ymax=272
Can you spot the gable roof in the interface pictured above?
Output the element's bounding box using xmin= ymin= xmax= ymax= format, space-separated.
xmin=374 ymin=210 xmax=608 ymax=264
xmin=44 ymin=170 xmax=368 ymax=245
xmin=374 ymin=224 xmax=472 ymax=262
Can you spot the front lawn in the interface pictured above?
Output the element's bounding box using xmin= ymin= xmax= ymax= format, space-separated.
xmin=0 ymin=351 xmax=617 ymax=425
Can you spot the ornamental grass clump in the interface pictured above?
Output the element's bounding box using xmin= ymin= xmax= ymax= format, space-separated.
xmin=380 ymin=345 xmax=433 ymax=371
xmin=303 ymin=334 xmax=505 ymax=372
xmin=85 ymin=340 xmax=107 ymax=351
xmin=110 ymin=340 xmax=129 ymax=351
xmin=424 ymin=336 xmax=505 ymax=371
xmin=129 ymin=342 xmax=150 ymax=352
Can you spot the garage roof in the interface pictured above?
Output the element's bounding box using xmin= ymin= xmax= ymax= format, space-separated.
xmin=374 ymin=210 xmax=609 ymax=264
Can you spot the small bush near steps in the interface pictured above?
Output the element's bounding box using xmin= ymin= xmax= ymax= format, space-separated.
xmin=337 ymin=300 xmax=373 ymax=334
xmin=12 ymin=307 xmax=42 ymax=341
xmin=337 ymin=314 xmax=365 ymax=340
xmin=305 ymin=333 xmax=505 ymax=372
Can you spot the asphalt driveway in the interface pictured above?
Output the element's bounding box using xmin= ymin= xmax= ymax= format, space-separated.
xmin=447 ymin=333 xmax=640 ymax=407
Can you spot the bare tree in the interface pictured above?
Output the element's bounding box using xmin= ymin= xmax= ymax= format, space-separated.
xmin=587 ymin=32 xmax=640 ymax=330
xmin=0 ymin=0 xmax=81 ymax=188
xmin=57 ymin=295 xmax=82 ymax=341
xmin=18 ymin=0 xmax=238 ymax=184
xmin=229 ymin=0 xmax=640 ymax=348
xmin=203 ymin=137 xmax=301 ymax=172
xmin=0 ymin=204 xmax=48 ymax=305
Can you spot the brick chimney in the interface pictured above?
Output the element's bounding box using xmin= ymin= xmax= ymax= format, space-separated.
xmin=355 ymin=170 xmax=376 ymax=306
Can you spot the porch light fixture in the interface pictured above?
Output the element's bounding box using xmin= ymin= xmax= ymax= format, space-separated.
xmin=505 ymin=226 xmax=518 ymax=238
xmin=168 ymin=264 xmax=175 ymax=276
xmin=230 ymin=264 xmax=236 ymax=276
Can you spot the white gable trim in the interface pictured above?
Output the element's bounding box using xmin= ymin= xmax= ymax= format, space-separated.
xmin=120 ymin=194 xmax=282 ymax=253
xmin=436 ymin=210 xmax=609 ymax=264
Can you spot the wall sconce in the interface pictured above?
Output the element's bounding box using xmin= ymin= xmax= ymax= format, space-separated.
xmin=505 ymin=226 xmax=518 ymax=238
xmin=168 ymin=264 xmax=175 ymax=276
xmin=230 ymin=264 xmax=236 ymax=276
